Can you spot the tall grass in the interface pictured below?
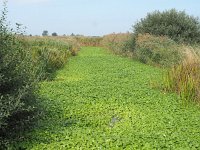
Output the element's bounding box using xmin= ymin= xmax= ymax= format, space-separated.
xmin=75 ymin=36 xmax=103 ymax=47
xmin=24 ymin=36 xmax=80 ymax=55
xmin=163 ymin=46 xmax=200 ymax=104
xmin=21 ymin=36 xmax=80 ymax=79
xmin=164 ymin=62 xmax=200 ymax=104
xmin=101 ymin=33 xmax=134 ymax=57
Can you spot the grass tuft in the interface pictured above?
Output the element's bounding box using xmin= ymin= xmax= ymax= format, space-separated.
xmin=163 ymin=46 xmax=200 ymax=104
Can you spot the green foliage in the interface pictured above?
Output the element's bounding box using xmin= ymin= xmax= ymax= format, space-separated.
xmin=135 ymin=34 xmax=183 ymax=67
xmin=134 ymin=9 xmax=200 ymax=44
xmin=0 ymin=4 xmax=80 ymax=147
xmin=12 ymin=47 xmax=200 ymax=149
xmin=122 ymin=34 xmax=136 ymax=53
xmin=0 ymin=2 xmax=39 ymax=136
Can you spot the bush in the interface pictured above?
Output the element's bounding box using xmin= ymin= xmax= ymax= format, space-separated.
xmin=135 ymin=34 xmax=182 ymax=67
xmin=0 ymin=7 xmax=39 ymax=131
xmin=134 ymin=9 xmax=200 ymax=44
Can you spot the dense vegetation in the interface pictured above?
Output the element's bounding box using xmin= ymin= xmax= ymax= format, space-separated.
xmin=134 ymin=9 xmax=200 ymax=44
xmin=102 ymin=9 xmax=200 ymax=104
xmin=101 ymin=33 xmax=134 ymax=56
xmin=1 ymin=4 xmax=200 ymax=149
xmin=164 ymin=59 xmax=200 ymax=104
xmin=21 ymin=36 xmax=80 ymax=79
xmin=11 ymin=47 xmax=200 ymax=149
xmin=133 ymin=10 xmax=200 ymax=104
xmin=0 ymin=6 xmax=79 ymax=148
xmin=0 ymin=6 xmax=39 ymax=147
xmin=135 ymin=34 xmax=182 ymax=67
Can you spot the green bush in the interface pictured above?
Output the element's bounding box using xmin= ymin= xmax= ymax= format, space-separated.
xmin=0 ymin=5 xmax=39 ymax=134
xmin=121 ymin=34 xmax=136 ymax=53
xmin=134 ymin=9 xmax=200 ymax=44
xmin=135 ymin=34 xmax=183 ymax=67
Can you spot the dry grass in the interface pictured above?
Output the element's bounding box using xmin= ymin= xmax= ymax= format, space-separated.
xmin=101 ymin=33 xmax=132 ymax=44
xmin=163 ymin=45 xmax=200 ymax=104
xmin=75 ymin=36 xmax=103 ymax=47
xmin=101 ymin=33 xmax=133 ymax=55
xmin=24 ymin=36 xmax=80 ymax=55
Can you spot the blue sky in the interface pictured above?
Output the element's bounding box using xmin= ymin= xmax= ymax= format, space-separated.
xmin=1 ymin=0 xmax=200 ymax=36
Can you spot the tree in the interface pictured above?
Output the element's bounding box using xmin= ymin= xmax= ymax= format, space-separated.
xmin=133 ymin=9 xmax=200 ymax=44
xmin=42 ymin=30 xmax=48 ymax=36
xmin=52 ymin=32 xmax=58 ymax=36
xmin=71 ymin=33 xmax=75 ymax=36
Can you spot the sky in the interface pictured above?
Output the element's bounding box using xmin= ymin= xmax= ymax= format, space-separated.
xmin=0 ymin=0 xmax=199 ymax=36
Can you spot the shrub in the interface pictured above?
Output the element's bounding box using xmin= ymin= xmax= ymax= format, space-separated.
xmin=134 ymin=9 xmax=200 ymax=44
xmin=135 ymin=34 xmax=183 ymax=67
xmin=0 ymin=7 xmax=39 ymax=131
xmin=122 ymin=34 xmax=136 ymax=53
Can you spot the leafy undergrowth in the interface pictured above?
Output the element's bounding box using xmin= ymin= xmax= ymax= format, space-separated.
xmin=12 ymin=47 xmax=200 ymax=149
